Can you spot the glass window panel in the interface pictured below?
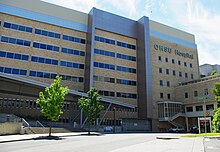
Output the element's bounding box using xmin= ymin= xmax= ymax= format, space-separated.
xmin=19 ymin=25 xmax=25 ymax=31
xmin=14 ymin=53 xmax=21 ymax=59
xmin=33 ymin=42 xmax=39 ymax=48
xmin=4 ymin=22 xmax=11 ymax=28
xmin=20 ymin=70 xmax=27 ymax=75
xmin=7 ymin=52 xmax=14 ymax=58
xmin=26 ymin=27 xmax=32 ymax=33
xmin=0 ymin=51 xmax=6 ymax=57
xmin=52 ymin=60 xmax=58 ymax=65
xmin=11 ymin=24 xmax=19 ymax=30
xmin=9 ymin=38 xmax=16 ymax=44
xmin=22 ymin=55 xmax=29 ymax=61
xmin=12 ymin=68 xmax=19 ymax=74
xmin=4 ymin=67 xmax=12 ymax=74
xmin=29 ymin=71 xmax=36 ymax=76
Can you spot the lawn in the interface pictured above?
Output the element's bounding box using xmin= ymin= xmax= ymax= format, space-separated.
xmin=182 ymin=133 xmax=220 ymax=138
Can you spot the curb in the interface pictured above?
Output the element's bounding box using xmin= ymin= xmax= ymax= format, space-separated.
xmin=156 ymin=136 xmax=179 ymax=140
xmin=0 ymin=138 xmax=33 ymax=144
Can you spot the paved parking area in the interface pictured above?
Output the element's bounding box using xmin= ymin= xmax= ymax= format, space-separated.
xmin=0 ymin=133 xmax=205 ymax=152
xmin=204 ymin=137 xmax=220 ymax=152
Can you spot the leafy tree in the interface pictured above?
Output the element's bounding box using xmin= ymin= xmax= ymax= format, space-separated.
xmin=37 ymin=76 xmax=69 ymax=136
xmin=211 ymin=70 xmax=217 ymax=75
xmin=78 ymin=88 xmax=104 ymax=134
xmin=212 ymin=82 xmax=220 ymax=132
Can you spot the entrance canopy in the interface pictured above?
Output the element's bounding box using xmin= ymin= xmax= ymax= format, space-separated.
xmin=0 ymin=73 xmax=136 ymax=109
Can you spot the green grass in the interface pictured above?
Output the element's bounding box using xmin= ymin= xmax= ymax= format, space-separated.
xmin=182 ymin=133 xmax=220 ymax=138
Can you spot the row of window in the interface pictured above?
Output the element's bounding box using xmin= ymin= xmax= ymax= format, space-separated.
xmin=159 ymin=68 xmax=194 ymax=79
xmin=98 ymin=90 xmax=137 ymax=99
xmin=158 ymin=56 xmax=193 ymax=68
xmin=184 ymin=88 xmax=209 ymax=99
xmin=62 ymin=47 xmax=85 ymax=56
xmin=93 ymin=75 xmax=115 ymax=83
xmin=117 ymin=53 xmax=136 ymax=61
xmin=35 ymin=29 xmax=60 ymax=39
xmin=3 ymin=22 xmax=32 ymax=33
xmin=117 ymin=66 xmax=136 ymax=73
xmin=94 ymin=48 xmax=115 ymax=57
xmin=93 ymin=75 xmax=136 ymax=86
xmin=160 ymin=93 xmax=171 ymax=99
xmin=186 ymin=104 xmax=214 ymax=112
xmin=0 ymin=50 xmax=29 ymax=61
xmin=0 ymin=66 xmax=27 ymax=76
xmin=29 ymin=70 xmax=57 ymax=79
xmin=63 ymin=34 xmax=86 ymax=44
xmin=60 ymin=60 xmax=84 ymax=69
xmin=95 ymin=36 xmax=136 ymax=50
xmin=31 ymin=56 xmax=58 ymax=65
xmin=94 ymin=62 xmax=115 ymax=70
xmin=33 ymin=42 xmax=59 ymax=52
xmin=95 ymin=36 xmax=115 ymax=45
xmin=94 ymin=48 xmax=136 ymax=62
xmin=160 ymin=80 xmax=170 ymax=87
xmin=60 ymin=74 xmax=84 ymax=83
xmin=117 ymin=79 xmax=136 ymax=86
xmin=1 ymin=36 xmax=31 ymax=47
xmin=117 ymin=41 xmax=136 ymax=50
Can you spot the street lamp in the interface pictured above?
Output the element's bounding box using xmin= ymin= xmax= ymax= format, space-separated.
xmin=113 ymin=107 xmax=116 ymax=133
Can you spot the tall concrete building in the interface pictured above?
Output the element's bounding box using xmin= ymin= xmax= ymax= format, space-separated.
xmin=0 ymin=0 xmax=217 ymax=132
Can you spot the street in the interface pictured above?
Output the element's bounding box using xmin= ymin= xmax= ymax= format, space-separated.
xmin=1 ymin=133 xmax=205 ymax=152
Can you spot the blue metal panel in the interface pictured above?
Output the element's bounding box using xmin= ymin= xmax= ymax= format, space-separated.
xmin=0 ymin=4 xmax=87 ymax=32
xmin=150 ymin=30 xmax=197 ymax=50
xmin=92 ymin=8 xmax=137 ymax=38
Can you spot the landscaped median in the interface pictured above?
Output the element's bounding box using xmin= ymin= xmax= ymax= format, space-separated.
xmin=182 ymin=133 xmax=220 ymax=138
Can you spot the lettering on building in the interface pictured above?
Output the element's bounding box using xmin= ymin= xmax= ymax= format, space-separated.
xmin=154 ymin=44 xmax=172 ymax=53
xmin=175 ymin=50 xmax=194 ymax=59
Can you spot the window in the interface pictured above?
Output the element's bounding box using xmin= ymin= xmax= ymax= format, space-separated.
xmin=167 ymin=81 xmax=170 ymax=87
xmin=185 ymin=73 xmax=188 ymax=78
xmin=117 ymin=79 xmax=136 ymax=86
xmin=35 ymin=29 xmax=60 ymax=39
xmin=29 ymin=70 xmax=57 ymax=79
xmin=4 ymin=22 xmax=32 ymax=33
xmin=190 ymin=63 xmax=193 ymax=68
xmin=0 ymin=66 xmax=27 ymax=76
xmin=167 ymin=93 xmax=171 ymax=99
xmin=60 ymin=74 xmax=84 ymax=83
xmin=194 ymin=90 xmax=198 ymax=97
xmin=166 ymin=69 xmax=169 ymax=75
xmin=1 ymin=36 xmax=31 ymax=47
xmin=117 ymin=66 xmax=136 ymax=73
xmin=165 ymin=58 xmax=168 ymax=62
xmin=204 ymin=88 xmax=209 ymax=95
xmin=185 ymin=92 xmax=188 ymax=98
xmin=95 ymin=48 xmax=115 ymax=57
xmin=117 ymin=41 xmax=136 ymax=50
xmin=206 ymin=104 xmax=214 ymax=110
xmin=117 ymin=53 xmax=136 ymax=61
xmin=95 ymin=36 xmax=115 ymax=45
xmin=94 ymin=62 xmax=115 ymax=70
xmin=159 ymin=68 xmax=162 ymax=73
xmin=191 ymin=74 xmax=194 ymax=79
xmin=178 ymin=60 xmax=181 ymax=65
xmin=61 ymin=60 xmax=84 ymax=69
xmin=0 ymin=50 xmax=29 ymax=61
xmin=184 ymin=62 xmax=187 ymax=67
xmin=63 ymin=34 xmax=86 ymax=44
xmin=160 ymin=93 xmax=163 ymax=99
xmin=33 ymin=42 xmax=59 ymax=52
xmin=186 ymin=107 xmax=193 ymax=112
xmin=179 ymin=71 xmax=182 ymax=77
xmin=62 ymin=47 xmax=85 ymax=56
xmin=117 ymin=92 xmax=137 ymax=99
xmin=196 ymin=105 xmax=203 ymax=111
xmin=172 ymin=59 xmax=175 ymax=64
xmin=173 ymin=70 xmax=176 ymax=76
xmin=158 ymin=56 xmax=162 ymax=61
xmin=31 ymin=56 xmax=58 ymax=65
xmin=160 ymin=80 xmax=163 ymax=86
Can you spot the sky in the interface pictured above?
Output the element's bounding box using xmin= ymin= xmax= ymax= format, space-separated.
xmin=42 ymin=0 xmax=220 ymax=65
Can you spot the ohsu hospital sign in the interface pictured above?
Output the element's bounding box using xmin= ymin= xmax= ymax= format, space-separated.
xmin=154 ymin=43 xmax=194 ymax=59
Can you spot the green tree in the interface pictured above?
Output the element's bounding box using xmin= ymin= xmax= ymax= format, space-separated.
xmin=37 ymin=76 xmax=69 ymax=136
xmin=211 ymin=70 xmax=217 ymax=75
xmin=212 ymin=82 xmax=220 ymax=132
xmin=78 ymin=88 xmax=104 ymax=134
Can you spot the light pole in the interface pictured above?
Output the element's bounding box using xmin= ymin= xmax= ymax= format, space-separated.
xmin=113 ymin=107 xmax=116 ymax=133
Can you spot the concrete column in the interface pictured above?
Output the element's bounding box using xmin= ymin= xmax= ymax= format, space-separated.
xmin=185 ymin=117 xmax=189 ymax=132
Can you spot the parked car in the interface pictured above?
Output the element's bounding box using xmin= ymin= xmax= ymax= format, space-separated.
xmin=168 ymin=127 xmax=185 ymax=133
xmin=104 ymin=126 xmax=113 ymax=132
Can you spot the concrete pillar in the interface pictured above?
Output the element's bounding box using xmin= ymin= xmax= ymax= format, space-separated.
xmin=185 ymin=117 xmax=189 ymax=132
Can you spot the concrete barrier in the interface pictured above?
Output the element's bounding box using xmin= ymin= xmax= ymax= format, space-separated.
xmin=0 ymin=122 xmax=22 ymax=135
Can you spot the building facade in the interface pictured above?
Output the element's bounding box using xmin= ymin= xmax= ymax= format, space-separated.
xmin=0 ymin=0 xmax=217 ymax=131
xmin=200 ymin=64 xmax=220 ymax=77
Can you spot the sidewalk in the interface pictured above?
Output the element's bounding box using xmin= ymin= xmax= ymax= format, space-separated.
xmin=0 ymin=132 xmax=84 ymax=143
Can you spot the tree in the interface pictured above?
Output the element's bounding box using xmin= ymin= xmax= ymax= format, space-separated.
xmin=212 ymin=82 xmax=220 ymax=132
xmin=211 ymin=70 xmax=217 ymax=75
xmin=78 ymin=88 xmax=104 ymax=134
xmin=37 ymin=76 xmax=69 ymax=136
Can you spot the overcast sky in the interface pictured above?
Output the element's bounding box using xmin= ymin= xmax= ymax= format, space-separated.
xmin=42 ymin=0 xmax=220 ymax=65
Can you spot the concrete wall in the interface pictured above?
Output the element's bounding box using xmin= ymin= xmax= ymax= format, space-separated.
xmin=0 ymin=122 xmax=22 ymax=135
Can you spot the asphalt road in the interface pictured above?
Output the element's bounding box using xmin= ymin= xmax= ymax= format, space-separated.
xmin=1 ymin=133 xmax=204 ymax=152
